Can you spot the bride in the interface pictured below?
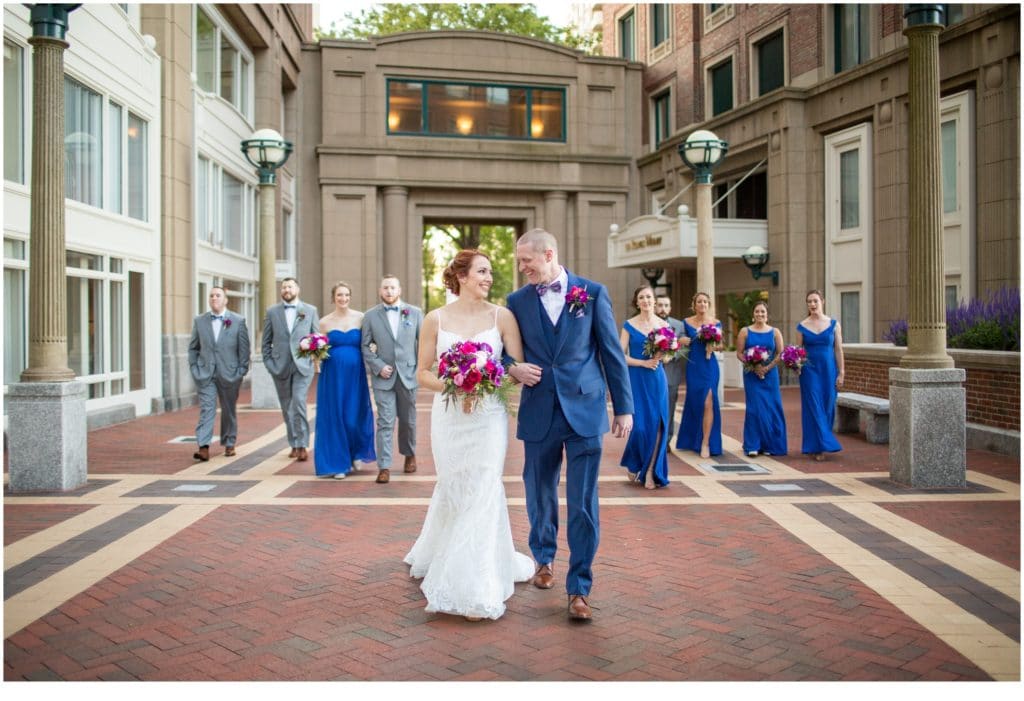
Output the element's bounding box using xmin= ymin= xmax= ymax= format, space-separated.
xmin=405 ymin=249 xmax=534 ymax=620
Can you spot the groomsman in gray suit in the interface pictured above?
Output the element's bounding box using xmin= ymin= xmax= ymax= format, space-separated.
xmin=361 ymin=274 xmax=423 ymax=484
xmin=188 ymin=286 xmax=251 ymax=461
xmin=656 ymin=295 xmax=687 ymax=435
xmin=262 ymin=277 xmax=319 ymax=461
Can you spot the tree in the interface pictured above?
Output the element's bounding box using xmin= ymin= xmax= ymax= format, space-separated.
xmin=316 ymin=3 xmax=600 ymax=53
xmin=422 ymin=223 xmax=517 ymax=311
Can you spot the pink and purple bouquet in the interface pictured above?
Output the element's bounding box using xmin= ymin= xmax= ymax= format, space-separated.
xmin=437 ymin=339 xmax=507 ymax=412
xmin=565 ymin=285 xmax=591 ymax=317
xmin=297 ymin=332 xmax=330 ymax=361
xmin=697 ymin=324 xmax=722 ymax=345
xmin=741 ymin=345 xmax=771 ymax=375
xmin=781 ymin=345 xmax=808 ymax=371
xmin=643 ymin=326 xmax=680 ymax=361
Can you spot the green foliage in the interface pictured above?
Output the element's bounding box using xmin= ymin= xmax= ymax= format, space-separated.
xmin=422 ymin=224 xmax=517 ymax=312
xmin=316 ymin=3 xmax=599 ymax=52
xmin=949 ymin=320 xmax=1007 ymax=350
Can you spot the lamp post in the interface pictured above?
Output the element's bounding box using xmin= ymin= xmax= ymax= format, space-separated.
xmin=242 ymin=128 xmax=293 ymax=325
xmin=741 ymin=245 xmax=779 ymax=286
xmin=678 ymin=130 xmax=728 ymax=309
xmin=241 ymin=128 xmax=292 ymax=409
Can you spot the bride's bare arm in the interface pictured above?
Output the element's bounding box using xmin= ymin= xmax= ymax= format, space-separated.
xmin=416 ymin=311 xmax=445 ymax=392
xmin=497 ymin=307 xmax=525 ymax=374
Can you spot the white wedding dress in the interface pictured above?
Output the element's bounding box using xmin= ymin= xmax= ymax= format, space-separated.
xmin=404 ymin=317 xmax=534 ymax=619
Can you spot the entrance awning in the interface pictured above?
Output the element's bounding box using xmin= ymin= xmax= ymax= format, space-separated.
xmin=607 ymin=208 xmax=768 ymax=269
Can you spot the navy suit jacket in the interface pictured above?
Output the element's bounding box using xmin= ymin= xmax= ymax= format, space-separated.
xmin=507 ymin=272 xmax=633 ymax=441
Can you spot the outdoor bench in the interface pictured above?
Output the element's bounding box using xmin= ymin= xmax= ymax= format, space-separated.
xmin=834 ymin=391 xmax=890 ymax=444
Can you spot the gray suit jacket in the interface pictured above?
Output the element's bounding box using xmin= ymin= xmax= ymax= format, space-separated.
xmin=261 ymin=301 xmax=320 ymax=378
xmin=188 ymin=310 xmax=250 ymax=384
xmin=361 ymin=301 xmax=422 ymax=390
xmin=661 ymin=316 xmax=687 ymax=387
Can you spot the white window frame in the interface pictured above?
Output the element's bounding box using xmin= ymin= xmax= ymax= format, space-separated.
xmin=4 ymin=37 xmax=27 ymax=186
xmin=3 ymin=235 xmax=29 ymax=389
xmin=940 ymin=89 xmax=975 ymax=303
xmin=704 ymin=49 xmax=737 ymax=119
xmin=648 ymin=4 xmax=672 ymax=64
xmin=749 ymin=21 xmax=788 ymax=99
xmin=196 ymin=153 xmax=256 ymax=258
xmin=824 ymin=122 xmax=873 ymax=342
xmin=193 ymin=4 xmax=254 ymax=120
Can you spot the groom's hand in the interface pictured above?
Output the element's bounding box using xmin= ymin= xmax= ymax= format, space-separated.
xmin=612 ymin=414 xmax=633 ymax=438
xmin=380 ymin=365 xmax=394 ymax=379
xmin=510 ymin=362 xmax=542 ymax=387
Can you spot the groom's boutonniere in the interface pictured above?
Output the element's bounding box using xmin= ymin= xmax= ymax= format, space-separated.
xmin=297 ymin=311 xmax=306 ymax=321
xmin=223 ymin=318 xmax=232 ymax=328
xmin=565 ymin=285 xmax=591 ymax=318
xmin=401 ymin=307 xmax=412 ymax=327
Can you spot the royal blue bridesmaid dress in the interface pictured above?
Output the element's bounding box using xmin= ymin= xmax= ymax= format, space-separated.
xmin=740 ymin=327 xmax=788 ymax=456
xmin=675 ymin=319 xmax=722 ymax=456
xmin=314 ymin=328 xmax=376 ymax=476
xmin=797 ymin=319 xmax=842 ymax=455
xmin=619 ymin=322 xmax=669 ymax=487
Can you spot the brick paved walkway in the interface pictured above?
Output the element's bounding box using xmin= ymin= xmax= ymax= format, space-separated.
xmin=3 ymin=386 xmax=1020 ymax=681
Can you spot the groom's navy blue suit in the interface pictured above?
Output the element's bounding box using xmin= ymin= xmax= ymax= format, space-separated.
xmin=507 ymin=271 xmax=633 ymax=596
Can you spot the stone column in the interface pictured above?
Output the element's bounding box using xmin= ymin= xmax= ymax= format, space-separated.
xmin=250 ymin=182 xmax=280 ymax=409
xmin=694 ymin=181 xmax=715 ymax=311
xmin=544 ymin=190 xmax=568 ymax=254
xmin=9 ymin=5 xmax=87 ymax=492
xmin=382 ymin=185 xmax=409 ymax=288
xmin=890 ymin=5 xmax=966 ymax=487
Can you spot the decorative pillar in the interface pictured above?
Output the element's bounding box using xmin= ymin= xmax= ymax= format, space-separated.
xmin=258 ymin=182 xmax=277 ymax=327
xmin=889 ymin=5 xmax=966 ymax=488
xmin=694 ymin=181 xmax=715 ymax=310
xmin=382 ymin=185 xmax=409 ymax=291
xmin=8 ymin=4 xmax=88 ymax=492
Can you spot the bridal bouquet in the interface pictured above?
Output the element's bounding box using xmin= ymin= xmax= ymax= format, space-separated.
xmin=643 ymin=326 xmax=680 ymax=361
xmin=437 ymin=340 xmax=508 ymax=412
xmin=696 ymin=323 xmax=722 ymax=359
xmin=741 ymin=345 xmax=771 ymax=375
xmin=297 ymin=332 xmax=330 ymax=361
xmin=781 ymin=344 xmax=808 ymax=372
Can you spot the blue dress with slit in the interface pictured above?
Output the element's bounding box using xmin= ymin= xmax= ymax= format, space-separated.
xmin=619 ymin=322 xmax=669 ymax=487
xmin=675 ymin=320 xmax=722 ymax=456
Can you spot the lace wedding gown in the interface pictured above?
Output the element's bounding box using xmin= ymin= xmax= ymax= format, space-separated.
xmin=404 ymin=320 xmax=534 ymax=619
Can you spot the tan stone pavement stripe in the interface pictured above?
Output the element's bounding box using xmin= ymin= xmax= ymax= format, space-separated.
xmin=839 ymin=501 xmax=1020 ymax=600
xmin=178 ymin=414 xmax=294 ymax=478
xmin=756 ymin=502 xmax=1020 ymax=681
xmin=3 ymin=504 xmax=218 ymax=638
xmin=3 ymin=503 xmax=137 ymax=568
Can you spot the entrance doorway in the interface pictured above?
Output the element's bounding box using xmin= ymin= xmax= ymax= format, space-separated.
xmin=421 ymin=221 xmax=520 ymax=311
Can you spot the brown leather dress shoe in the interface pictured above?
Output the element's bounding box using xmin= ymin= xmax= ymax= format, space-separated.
xmin=297 ymin=447 xmax=308 ymax=462
xmin=193 ymin=445 xmax=210 ymax=462
xmin=289 ymin=448 xmax=298 ymax=458
xmin=568 ymin=595 xmax=592 ymax=621
xmin=224 ymin=446 xmax=236 ymax=457
xmin=403 ymin=455 xmax=417 ymax=473
xmin=376 ymin=469 xmax=390 ymax=484
xmin=532 ymin=563 xmax=554 ymax=589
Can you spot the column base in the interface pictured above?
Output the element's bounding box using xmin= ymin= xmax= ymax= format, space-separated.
xmin=888 ymin=367 xmax=967 ymax=488
xmin=7 ymin=381 xmax=88 ymax=492
xmin=249 ymin=358 xmax=280 ymax=410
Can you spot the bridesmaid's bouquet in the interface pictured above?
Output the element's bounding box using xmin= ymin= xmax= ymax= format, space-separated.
xmin=643 ymin=326 xmax=680 ymax=361
xmin=437 ymin=340 xmax=510 ymax=413
xmin=696 ymin=324 xmax=722 ymax=359
xmin=741 ymin=345 xmax=771 ymax=376
xmin=297 ymin=332 xmax=330 ymax=361
xmin=781 ymin=345 xmax=809 ymax=372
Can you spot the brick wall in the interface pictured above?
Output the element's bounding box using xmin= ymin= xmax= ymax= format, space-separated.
xmin=844 ymin=345 xmax=1021 ymax=431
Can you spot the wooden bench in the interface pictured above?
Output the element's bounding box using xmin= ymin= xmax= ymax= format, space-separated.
xmin=834 ymin=392 xmax=890 ymax=444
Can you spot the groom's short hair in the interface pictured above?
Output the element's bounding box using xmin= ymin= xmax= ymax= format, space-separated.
xmin=519 ymin=228 xmax=558 ymax=254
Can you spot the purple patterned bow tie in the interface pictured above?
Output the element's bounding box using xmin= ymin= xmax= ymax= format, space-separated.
xmin=536 ymin=281 xmax=562 ymax=296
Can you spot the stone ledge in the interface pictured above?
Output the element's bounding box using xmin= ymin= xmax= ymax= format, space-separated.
xmin=86 ymin=403 xmax=136 ymax=431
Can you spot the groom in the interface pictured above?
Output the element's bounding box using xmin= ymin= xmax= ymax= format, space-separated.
xmin=506 ymin=228 xmax=633 ymax=621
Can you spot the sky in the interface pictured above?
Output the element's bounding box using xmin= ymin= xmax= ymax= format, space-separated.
xmin=314 ymin=1 xmax=582 ymax=33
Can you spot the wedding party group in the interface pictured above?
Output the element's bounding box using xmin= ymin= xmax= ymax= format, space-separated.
xmin=185 ymin=227 xmax=846 ymax=623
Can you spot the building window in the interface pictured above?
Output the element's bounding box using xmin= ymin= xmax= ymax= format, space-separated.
xmin=944 ymin=5 xmax=964 ymax=25
xmin=834 ymin=4 xmax=870 ymax=73
xmin=941 ymin=119 xmax=958 ymax=214
xmin=840 ymin=291 xmax=860 ymax=343
xmin=839 ymin=149 xmax=860 ymax=229
xmin=651 ymin=4 xmax=670 ymax=47
xmin=221 ymin=171 xmax=244 ymax=253
xmin=3 ymin=238 xmax=27 ymax=385
xmin=278 ymin=208 xmax=294 ymax=262
xmin=196 ymin=155 xmax=254 ymax=256
xmin=127 ymin=112 xmax=148 ymax=220
xmin=652 ymin=91 xmax=670 ymax=147
xmin=387 ymin=79 xmax=566 ymax=142
xmin=194 ymin=7 xmax=251 ymax=118
xmin=108 ymin=102 xmax=123 ymax=213
xmin=945 ymin=284 xmax=959 ymax=311
xmin=710 ymin=58 xmax=733 ymax=116
xmin=64 ymin=76 xmax=104 ymax=208
xmin=129 ymin=270 xmax=146 ymax=390
xmin=713 ymin=171 xmax=767 ymax=219
xmin=756 ymin=30 xmax=785 ymax=95
xmin=66 ymin=251 xmax=131 ymax=399
xmin=618 ymin=10 xmax=635 ymax=60
xmin=196 ymin=155 xmax=211 ymax=243
xmin=4 ymin=39 xmax=24 ymax=184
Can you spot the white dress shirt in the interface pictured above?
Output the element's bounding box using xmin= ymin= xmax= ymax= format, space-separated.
xmin=284 ymin=301 xmax=299 ymax=332
xmin=211 ymin=312 xmax=224 ymax=342
xmin=539 ymin=267 xmax=569 ymax=325
xmin=386 ymin=302 xmax=401 ymax=337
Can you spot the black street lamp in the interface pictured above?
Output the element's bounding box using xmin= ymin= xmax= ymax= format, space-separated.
xmin=741 ymin=245 xmax=779 ymax=286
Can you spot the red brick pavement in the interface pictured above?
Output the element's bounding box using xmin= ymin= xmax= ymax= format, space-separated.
xmin=3 ymin=504 xmax=96 ymax=546
xmin=881 ymin=501 xmax=1021 ymax=570
xmin=3 ymin=504 xmax=992 ymax=681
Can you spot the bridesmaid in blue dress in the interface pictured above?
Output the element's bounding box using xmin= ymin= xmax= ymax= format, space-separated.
xmin=795 ymin=289 xmax=845 ymax=461
xmin=735 ymin=300 xmax=788 ymax=457
xmin=675 ymin=292 xmax=723 ymax=458
xmin=314 ymin=281 xmax=376 ymax=478
xmin=619 ymin=285 xmax=670 ymax=489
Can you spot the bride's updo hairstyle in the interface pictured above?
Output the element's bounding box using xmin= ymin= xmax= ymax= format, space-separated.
xmin=442 ymin=249 xmax=490 ymax=295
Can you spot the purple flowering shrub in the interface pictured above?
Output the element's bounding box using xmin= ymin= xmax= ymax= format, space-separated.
xmin=883 ymin=286 xmax=1020 ymax=351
